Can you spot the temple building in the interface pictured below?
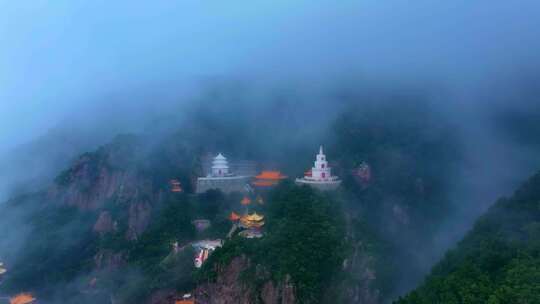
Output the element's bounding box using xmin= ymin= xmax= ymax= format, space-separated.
xmin=238 ymin=212 xmax=265 ymax=238
xmin=353 ymin=162 xmax=372 ymax=185
xmin=241 ymin=196 xmax=252 ymax=206
xmin=239 ymin=212 xmax=265 ymax=229
xmin=201 ymin=153 xmax=257 ymax=177
xmin=175 ymin=294 xmax=195 ymax=304
xmin=295 ymin=146 xmax=341 ymax=191
xmin=192 ymin=219 xmax=211 ymax=232
xmin=9 ymin=294 xmax=36 ymax=304
xmin=228 ymin=210 xmax=265 ymax=238
xmin=229 ymin=212 xmax=241 ymax=222
xmin=169 ymin=179 xmax=183 ymax=193
xmin=196 ymin=153 xmax=250 ymax=194
xmin=192 ymin=240 xmax=223 ymax=268
xmin=252 ymin=171 xmax=287 ymax=188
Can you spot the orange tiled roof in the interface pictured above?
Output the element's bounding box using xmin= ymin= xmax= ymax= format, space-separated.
xmin=176 ymin=300 xmax=195 ymax=304
xmin=229 ymin=212 xmax=241 ymax=221
xmin=243 ymin=212 xmax=264 ymax=221
xmin=240 ymin=218 xmax=265 ymax=228
xmin=255 ymin=171 xmax=287 ymax=180
xmin=241 ymin=197 xmax=252 ymax=205
xmin=10 ymin=294 xmax=36 ymax=304
xmin=170 ymin=179 xmax=183 ymax=192
xmin=252 ymin=180 xmax=278 ymax=187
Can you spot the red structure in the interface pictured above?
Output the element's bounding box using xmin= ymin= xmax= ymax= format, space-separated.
xmin=229 ymin=212 xmax=241 ymax=221
xmin=241 ymin=196 xmax=252 ymax=206
xmin=252 ymin=171 xmax=287 ymax=187
xmin=170 ymin=179 xmax=183 ymax=193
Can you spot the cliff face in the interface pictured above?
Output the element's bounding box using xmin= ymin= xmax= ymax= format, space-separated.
xmin=340 ymin=242 xmax=380 ymax=304
xmin=195 ymin=256 xmax=296 ymax=304
xmin=48 ymin=135 xmax=163 ymax=241
xmin=49 ymin=152 xmax=155 ymax=210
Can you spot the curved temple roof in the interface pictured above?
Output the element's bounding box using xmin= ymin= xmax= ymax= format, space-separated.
xmin=255 ymin=171 xmax=287 ymax=180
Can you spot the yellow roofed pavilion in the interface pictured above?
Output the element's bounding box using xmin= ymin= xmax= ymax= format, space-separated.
xmin=244 ymin=212 xmax=264 ymax=221
xmin=240 ymin=212 xmax=265 ymax=229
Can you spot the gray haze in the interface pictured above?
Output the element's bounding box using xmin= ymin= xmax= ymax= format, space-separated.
xmin=2 ymin=0 xmax=539 ymax=199
xmin=2 ymin=0 xmax=540 ymax=152
xmin=1 ymin=0 xmax=540 ymax=301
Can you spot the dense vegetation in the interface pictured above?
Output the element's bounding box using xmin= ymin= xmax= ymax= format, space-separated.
xmin=397 ymin=172 xmax=540 ymax=303
xmin=199 ymin=182 xmax=346 ymax=303
xmin=0 ymin=95 xmax=468 ymax=303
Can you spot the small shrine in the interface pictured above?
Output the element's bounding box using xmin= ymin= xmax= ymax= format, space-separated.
xmin=241 ymin=196 xmax=252 ymax=206
xmin=353 ymin=162 xmax=371 ymax=184
xmin=192 ymin=219 xmax=211 ymax=232
xmin=169 ymin=179 xmax=183 ymax=193
xmin=295 ymin=146 xmax=341 ymax=191
xmin=229 ymin=211 xmax=241 ymax=221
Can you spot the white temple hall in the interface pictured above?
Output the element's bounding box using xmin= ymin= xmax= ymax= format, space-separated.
xmin=196 ymin=153 xmax=249 ymax=194
xmin=295 ymin=146 xmax=341 ymax=191
xmin=211 ymin=153 xmax=230 ymax=177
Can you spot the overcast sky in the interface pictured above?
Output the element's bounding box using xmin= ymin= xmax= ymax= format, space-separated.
xmin=1 ymin=0 xmax=540 ymax=153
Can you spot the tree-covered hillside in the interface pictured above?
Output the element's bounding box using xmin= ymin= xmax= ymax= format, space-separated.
xmin=197 ymin=182 xmax=345 ymax=303
xmin=0 ymin=95 xmax=465 ymax=303
xmin=397 ymin=172 xmax=540 ymax=304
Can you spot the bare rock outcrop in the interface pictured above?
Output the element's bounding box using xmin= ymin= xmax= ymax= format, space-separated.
xmin=49 ymin=141 xmax=163 ymax=240
xmin=340 ymin=241 xmax=380 ymax=304
xmin=195 ymin=256 xmax=255 ymax=304
xmin=49 ymin=161 xmax=144 ymax=210
xmin=94 ymin=250 xmax=126 ymax=271
xmin=195 ymin=256 xmax=296 ymax=304
xmin=126 ymin=200 xmax=153 ymax=240
xmin=93 ymin=211 xmax=116 ymax=234
xmin=260 ymin=275 xmax=295 ymax=304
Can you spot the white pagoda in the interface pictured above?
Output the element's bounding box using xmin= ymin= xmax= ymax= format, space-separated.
xmin=196 ymin=153 xmax=249 ymax=194
xmin=211 ymin=153 xmax=231 ymax=177
xmin=295 ymin=146 xmax=341 ymax=191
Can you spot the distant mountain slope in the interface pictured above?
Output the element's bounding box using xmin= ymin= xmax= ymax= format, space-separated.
xmin=0 ymin=95 xmax=466 ymax=303
xmin=397 ymin=172 xmax=540 ymax=303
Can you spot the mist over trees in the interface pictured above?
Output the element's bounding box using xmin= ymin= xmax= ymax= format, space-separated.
xmin=1 ymin=1 xmax=540 ymax=304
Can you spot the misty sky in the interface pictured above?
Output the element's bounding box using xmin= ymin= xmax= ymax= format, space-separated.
xmin=1 ymin=0 xmax=540 ymax=153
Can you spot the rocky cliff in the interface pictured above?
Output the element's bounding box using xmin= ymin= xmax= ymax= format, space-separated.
xmin=48 ymin=135 xmax=163 ymax=240
xmin=339 ymin=241 xmax=380 ymax=304
xmin=195 ymin=256 xmax=295 ymax=304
